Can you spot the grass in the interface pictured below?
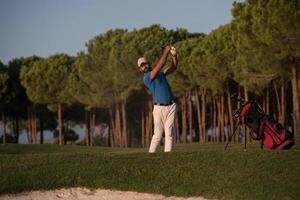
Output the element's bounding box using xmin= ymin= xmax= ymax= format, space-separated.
xmin=0 ymin=138 xmax=300 ymax=200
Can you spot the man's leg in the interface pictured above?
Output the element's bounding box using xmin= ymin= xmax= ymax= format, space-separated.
xmin=164 ymin=103 xmax=177 ymax=152
xmin=149 ymin=106 xmax=164 ymax=153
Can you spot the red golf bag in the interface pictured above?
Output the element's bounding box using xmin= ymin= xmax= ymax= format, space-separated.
xmin=226 ymin=95 xmax=294 ymax=150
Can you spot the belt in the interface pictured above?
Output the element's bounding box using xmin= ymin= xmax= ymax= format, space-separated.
xmin=154 ymin=100 xmax=176 ymax=106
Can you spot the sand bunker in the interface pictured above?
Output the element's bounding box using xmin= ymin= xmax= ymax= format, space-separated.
xmin=0 ymin=187 xmax=215 ymax=200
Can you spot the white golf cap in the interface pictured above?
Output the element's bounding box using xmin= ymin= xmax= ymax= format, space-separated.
xmin=137 ymin=57 xmax=148 ymax=67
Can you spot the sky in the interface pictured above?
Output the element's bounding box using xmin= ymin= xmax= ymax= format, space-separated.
xmin=0 ymin=0 xmax=237 ymax=64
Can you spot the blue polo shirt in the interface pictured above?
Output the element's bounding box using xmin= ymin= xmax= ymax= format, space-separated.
xmin=144 ymin=70 xmax=174 ymax=104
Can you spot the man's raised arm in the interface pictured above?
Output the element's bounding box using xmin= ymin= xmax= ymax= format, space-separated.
xmin=150 ymin=46 xmax=171 ymax=79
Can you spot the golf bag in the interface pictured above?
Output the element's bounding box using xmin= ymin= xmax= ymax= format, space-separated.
xmin=226 ymin=95 xmax=294 ymax=150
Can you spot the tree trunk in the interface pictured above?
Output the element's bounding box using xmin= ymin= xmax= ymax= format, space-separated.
xmin=29 ymin=106 xmax=33 ymax=144
xmin=109 ymin=108 xmax=115 ymax=147
xmin=115 ymin=104 xmax=122 ymax=147
xmin=267 ymin=88 xmax=270 ymax=115
xmin=89 ymin=108 xmax=96 ymax=146
xmin=213 ymin=96 xmax=217 ymax=142
xmin=280 ymin=78 xmax=286 ymax=127
xmin=273 ymin=80 xmax=281 ymax=122
xmin=264 ymin=87 xmax=270 ymax=115
xmin=175 ymin=113 xmax=179 ymax=143
xmin=89 ymin=110 xmax=92 ymax=146
xmin=216 ymin=96 xmax=221 ymax=142
xmin=148 ymin=99 xmax=153 ymax=144
xmin=195 ymin=88 xmax=202 ymax=143
xmin=141 ymin=110 xmax=145 ymax=147
xmin=243 ymin=87 xmax=249 ymax=144
xmin=226 ymin=84 xmax=234 ymax=142
xmin=13 ymin=115 xmax=19 ymax=144
xmin=145 ymin=111 xmax=150 ymax=147
xmin=224 ymin=110 xmax=229 ymax=143
xmin=210 ymin=101 xmax=213 ymax=142
xmin=221 ymin=95 xmax=224 ymax=142
xmin=28 ymin=105 xmax=37 ymax=144
xmin=109 ymin=127 xmax=112 ymax=147
xmin=65 ymin=121 xmax=69 ymax=144
xmin=33 ymin=108 xmax=37 ymax=144
xmin=2 ymin=112 xmax=6 ymax=144
xmin=85 ymin=110 xmax=91 ymax=146
xmin=181 ymin=96 xmax=187 ymax=143
xmin=121 ymin=101 xmax=128 ymax=148
xmin=15 ymin=116 xmax=19 ymax=144
xmin=188 ymin=91 xmax=193 ymax=143
xmin=92 ymin=108 xmax=96 ymax=145
xmin=40 ymin=119 xmax=44 ymax=144
xmin=291 ymin=59 xmax=299 ymax=135
xmin=201 ymin=88 xmax=207 ymax=142
xmin=12 ymin=118 xmax=16 ymax=143
xmin=145 ymin=99 xmax=153 ymax=147
xmin=58 ymin=103 xmax=64 ymax=145
xmin=27 ymin=106 xmax=32 ymax=144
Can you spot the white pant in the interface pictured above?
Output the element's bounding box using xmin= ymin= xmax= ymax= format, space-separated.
xmin=149 ymin=103 xmax=177 ymax=153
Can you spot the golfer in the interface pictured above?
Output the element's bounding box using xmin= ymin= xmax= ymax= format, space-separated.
xmin=137 ymin=46 xmax=178 ymax=153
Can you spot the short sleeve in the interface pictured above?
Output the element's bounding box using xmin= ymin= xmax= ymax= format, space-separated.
xmin=143 ymin=72 xmax=152 ymax=88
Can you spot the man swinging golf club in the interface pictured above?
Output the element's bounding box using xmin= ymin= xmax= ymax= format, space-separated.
xmin=137 ymin=46 xmax=178 ymax=153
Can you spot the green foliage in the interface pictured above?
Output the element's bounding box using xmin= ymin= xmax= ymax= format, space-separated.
xmin=20 ymin=54 xmax=75 ymax=112
xmin=131 ymin=24 xmax=189 ymax=63
xmin=69 ymin=52 xmax=112 ymax=109
xmin=9 ymin=57 xmax=41 ymax=102
xmin=70 ymin=30 xmax=128 ymax=109
xmin=3 ymin=56 xmax=42 ymax=119
xmin=106 ymin=29 xmax=140 ymax=103
xmin=250 ymin=0 xmax=300 ymax=60
xmin=168 ymin=35 xmax=205 ymax=95
xmin=0 ymin=62 xmax=9 ymax=105
xmin=231 ymin=0 xmax=300 ymax=94
xmin=190 ymin=24 xmax=236 ymax=95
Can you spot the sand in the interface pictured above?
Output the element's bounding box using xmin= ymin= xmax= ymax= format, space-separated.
xmin=0 ymin=187 xmax=216 ymax=200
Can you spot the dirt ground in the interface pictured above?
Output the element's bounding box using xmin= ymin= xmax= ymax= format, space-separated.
xmin=0 ymin=187 xmax=216 ymax=200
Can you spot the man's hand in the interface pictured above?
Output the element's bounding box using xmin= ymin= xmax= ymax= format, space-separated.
xmin=170 ymin=46 xmax=176 ymax=56
xmin=164 ymin=46 xmax=178 ymax=76
xmin=164 ymin=46 xmax=171 ymax=54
